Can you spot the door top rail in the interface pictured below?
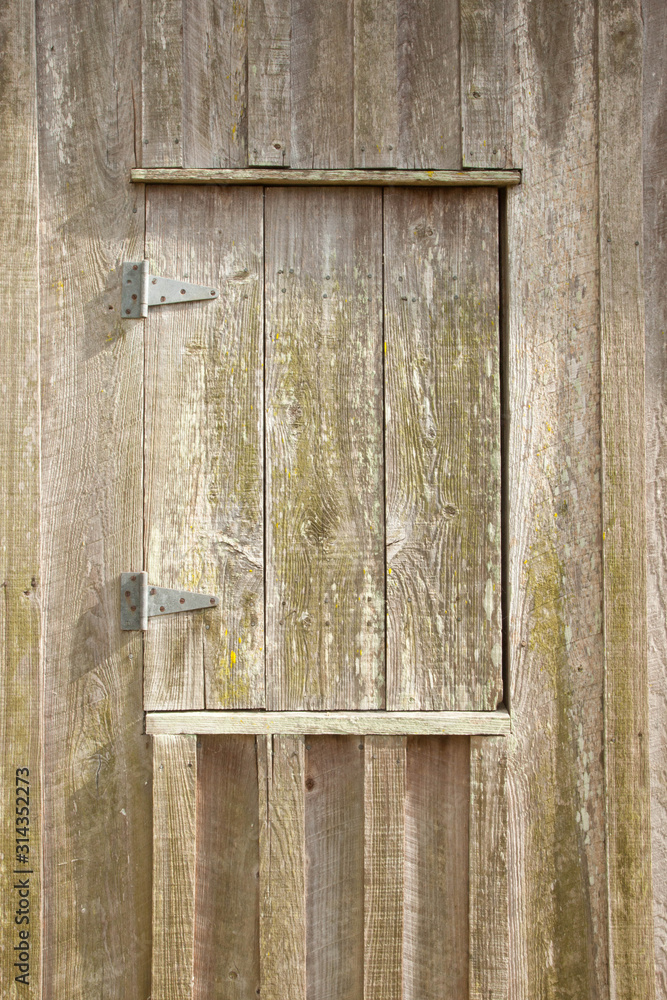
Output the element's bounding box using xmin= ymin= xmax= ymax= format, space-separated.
xmin=131 ymin=168 xmax=521 ymax=187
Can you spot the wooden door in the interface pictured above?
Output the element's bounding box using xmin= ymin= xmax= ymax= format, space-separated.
xmin=142 ymin=183 xmax=507 ymax=999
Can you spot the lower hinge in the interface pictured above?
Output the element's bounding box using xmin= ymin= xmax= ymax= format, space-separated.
xmin=121 ymin=260 xmax=219 ymax=318
xmin=121 ymin=572 xmax=218 ymax=630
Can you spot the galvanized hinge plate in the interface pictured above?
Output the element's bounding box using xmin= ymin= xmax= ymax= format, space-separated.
xmin=121 ymin=260 xmax=219 ymax=318
xmin=121 ymin=572 xmax=218 ymax=630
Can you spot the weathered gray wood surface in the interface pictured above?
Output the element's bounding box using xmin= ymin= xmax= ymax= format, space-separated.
xmin=152 ymin=735 xmax=197 ymax=1000
xmin=193 ymin=736 xmax=260 ymax=999
xmin=600 ymin=1 xmax=655 ymax=996
xmin=132 ymin=167 xmax=522 ymax=186
xmin=403 ymin=736 xmax=469 ymax=999
xmin=305 ymin=736 xmax=364 ymax=1000
xmin=460 ymin=0 xmax=506 ymax=168
xmin=384 ymin=187 xmax=501 ymax=710
xmin=644 ymin=0 xmax=667 ymax=993
xmin=504 ymin=0 xmax=610 ymax=995
xmin=248 ymin=0 xmax=291 ymax=165
xmin=146 ymin=708 xmax=511 ymax=736
xmin=144 ymin=185 xmax=264 ymax=710
xmin=37 ymin=1 xmax=152 ymax=997
xmin=469 ymin=736 xmax=508 ymax=1000
xmin=0 ymin=5 xmax=41 ymax=998
xmin=265 ymin=187 xmax=384 ymax=709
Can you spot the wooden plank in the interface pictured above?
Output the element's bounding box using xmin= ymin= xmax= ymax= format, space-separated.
xmin=396 ymin=0 xmax=461 ymax=169
xmin=353 ymin=0 xmax=398 ymax=167
xmin=248 ymin=0 xmax=291 ymax=165
xmin=305 ymin=736 xmax=364 ymax=1000
xmin=37 ymin=1 xmax=152 ymax=997
xmin=132 ymin=167 xmax=522 ymax=186
xmin=403 ymin=736 xmax=469 ymax=1000
xmin=364 ymin=736 xmax=406 ymax=1000
xmin=265 ymin=187 xmax=384 ymax=710
xmin=258 ymin=736 xmax=307 ymax=1000
xmin=290 ymin=0 xmax=354 ymax=167
xmin=460 ymin=0 xmax=506 ymax=168
xmin=143 ymin=185 xmax=264 ymax=710
xmin=142 ymin=0 xmax=183 ymax=166
xmin=599 ymin=1 xmax=655 ymax=996
xmin=504 ymin=0 xmax=610 ymax=994
xmin=384 ymin=187 xmax=501 ymax=710
xmin=146 ymin=709 xmax=511 ymax=736
xmin=0 ymin=4 xmax=40 ymax=999
xmin=152 ymin=735 xmax=197 ymax=1000
xmin=469 ymin=736 xmax=508 ymax=1000
xmin=183 ymin=0 xmax=248 ymax=167
xmin=643 ymin=0 xmax=667 ymax=990
xmin=193 ymin=736 xmax=260 ymax=999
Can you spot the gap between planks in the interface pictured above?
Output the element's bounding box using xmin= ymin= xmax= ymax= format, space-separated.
xmin=145 ymin=708 xmax=511 ymax=736
xmin=131 ymin=168 xmax=521 ymax=187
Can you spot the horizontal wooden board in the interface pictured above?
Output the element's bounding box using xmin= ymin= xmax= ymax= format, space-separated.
xmin=146 ymin=709 xmax=511 ymax=736
xmin=132 ymin=168 xmax=521 ymax=186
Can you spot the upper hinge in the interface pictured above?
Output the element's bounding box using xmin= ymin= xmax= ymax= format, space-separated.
xmin=121 ymin=572 xmax=218 ymax=630
xmin=121 ymin=260 xmax=219 ymax=318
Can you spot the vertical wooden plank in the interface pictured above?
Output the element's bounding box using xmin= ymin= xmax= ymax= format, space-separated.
xmin=643 ymin=0 xmax=667 ymax=991
xmin=469 ymin=736 xmax=508 ymax=1000
xmin=183 ymin=0 xmax=248 ymax=168
xmin=0 ymin=4 xmax=40 ymax=999
xmin=364 ymin=736 xmax=406 ymax=1000
xmin=504 ymin=1 xmax=610 ymax=995
xmin=193 ymin=736 xmax=260 ymax=1000
xmin=248 ymin=0 xmax=290 ymax=166
xmin=265 ymin=187 xmax=384 ymax=710
xmin=152 ymin=735 xmax=197 ymax=1000
xmin=258 ymin=735 xmax=307 ymax=1000
xmin=403 ymin=736 xmax=469 ymax=1000
xmin=290 ymin=0 xmax=354 ymax=168
xmin=460 ymin=0 xmax=506 ymax=168
xmin=37 ymin=1 xmax=152 ymax=997
xmin=144 ymin=185 xmax=264 ymax=711
xmin=384 ymin=187 xmax=501 ymax=711
xmin=599 ymin=2 xmax=655 ymax=997
xmin=142 ymin=0 xmax=184 ymax=166
xmin=305 ymin=736 xmax=364 ymax=1000
xmin=353 ymin=0 xmax=398 ymax=168
xmin=396 ymin=0 xmax=461 ymax=169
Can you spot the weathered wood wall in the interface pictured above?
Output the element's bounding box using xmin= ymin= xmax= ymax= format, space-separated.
xmin=644 ymin=0 xmax=667 ymax=996
xmin=0 ymin=0 xmax=658 ymax=996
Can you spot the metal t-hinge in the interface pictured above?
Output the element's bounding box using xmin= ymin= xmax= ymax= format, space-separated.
xmin=121 ymin=572 xmax=218 ymax=630
xmin=121 ymin=260 xmax=219 ymax=318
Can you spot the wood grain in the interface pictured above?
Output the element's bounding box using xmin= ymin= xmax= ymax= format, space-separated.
xmin=0 ymin=4 xmax=41 ymax=999
xmin=504 ymin=0 xmax=610 ymax=994
xmin=396 ymin=0 xmax=461 ymax=168
xmin=152 ymin=735 xmax=197 ymax=1000
xmin=469 ymin=736 xmax=508 ymax=1000
xmin=132 ymin=167 xmax=522 ymax=185
xmin=193 ymin=736 xmax=260 ymax=1000
xmin=258 ymin=735 xmax=307 ymax=1000
xmin=146 ymin=709 xmax=511 ymax=736
xmin=37 ymin=1 xmax=152 ymax=996
xmin=290 ymin=0 xmax=354 ymax=167
xmin=384 ymin=187 xmax=501 ymax=710
xmin=403 ymin=736 xmax=469 ymax=1000
xmin=353 ymin=0 xmax=398 ymax=168
xmin=143 ymin=185 xmax=264 ymax=711
xmin=265 ymin=187 xmax=384 ymax=710
xmin=599 ymin=1 xmax=655 ymax=996
xmin=142 ymin=0 xmax=183 ymax=166
xmin=183 ymin=0 xmax=248 ymax=167
xmin=248 ymin=0 xmax=291 ymax=165
xmin=364 ymin=736 xmax=406 ymax=1000
xmin=305 ymin=736 xmax=364 ymax=1000
xmin=460 ymin=0 xmax=506 ymax=168
xmin=643 ymin=0 xmax=667 ymax=992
